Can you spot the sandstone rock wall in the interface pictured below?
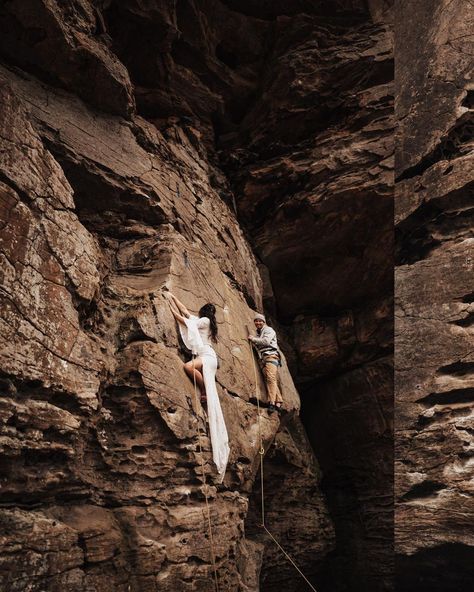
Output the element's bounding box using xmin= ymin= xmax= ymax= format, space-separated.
xmin=0 ymin=2 xmax=337 ymax=588
xmin=5 ymin=1 xmax=471 ymax=591
xmin=219 ymin=7 xmax=394 ymax=591
xmin=395 ymin=1 xmax=474 ymax=589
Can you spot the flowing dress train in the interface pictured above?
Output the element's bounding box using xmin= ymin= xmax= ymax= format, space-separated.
xmin=179 ymin=315 xmax=229 ymax=481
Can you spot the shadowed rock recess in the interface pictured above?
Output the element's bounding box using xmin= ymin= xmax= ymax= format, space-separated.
xmin=0 ymin=1 xmax=394 ymax=591
xmin=395 ymin=1 xmax=474 ymax=591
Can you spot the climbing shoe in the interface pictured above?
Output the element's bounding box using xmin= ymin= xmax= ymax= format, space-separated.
xmin=268 ymin=404 xmax=276 ymax=413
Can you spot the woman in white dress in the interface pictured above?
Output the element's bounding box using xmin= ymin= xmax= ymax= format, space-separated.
xmin=167 ymin=292 xmax=229 ymax=481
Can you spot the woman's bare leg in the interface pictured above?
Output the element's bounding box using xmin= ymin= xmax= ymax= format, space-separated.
xmin=184 ymin=358 xmax=206 ymax=398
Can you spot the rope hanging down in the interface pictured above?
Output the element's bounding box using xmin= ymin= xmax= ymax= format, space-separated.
xmin=189 ymin=341 xmax=318 ymax=592
xmin=192 ymin=355 xmax=220 ymax=592
xmin=248 ymin=339 xmax=319 ymax=592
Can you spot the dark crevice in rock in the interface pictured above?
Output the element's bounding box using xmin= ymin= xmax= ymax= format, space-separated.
xmin=461 ymin=90 xmax=474 ymax=108
xmin=458 ymin=291 xmax=474 ymax=304
xmin=245 ymin=416 xmax=333 ymax=592
xmin=223 ymin=270 xmax=257 ymax=309
xmin=295 ymin=346 xmax=394 ymax=389
xmin=215 ymin=42 xmax=239 ymax=70
xmin=0 ymin=372 xmax=85 ymax=415
xmin=400 ymin=480 xmax=445 ymax=501
xmin=452 ymin=312 xmax=474 ymax=327
xmin=71 ymin=288 xmax=103 ymax=334
xmin=437 ymin=361 xmax=474 ymax=376
xmin=0 ymin=170 xmax=34 ymax=206
xmin=396 ymin=186 xmax=474 ymax=265
xmin=396 ymin=111 xmax=474 ymax=182
xmin=66 ymin=166 xmax=167 ymax=229
xmin=298 ymin=355 xmax=393 ymax=591
xmin=117 ymin=317 xmax=158 ymax=350
xmin=41 ymin=139 xmax=168 ymax=237
xmin=417 ymin=388 xmax=474 ymax=407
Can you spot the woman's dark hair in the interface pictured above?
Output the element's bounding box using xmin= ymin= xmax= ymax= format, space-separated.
xmin=199 ymin=303 xmax=218 ymax=342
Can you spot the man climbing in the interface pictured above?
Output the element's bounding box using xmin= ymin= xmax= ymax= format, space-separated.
xmin=248 ymin=313 xmax=283 ymax=413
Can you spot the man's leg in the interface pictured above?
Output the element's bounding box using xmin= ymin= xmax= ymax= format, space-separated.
xmin=274 ymin=376 xmax=283 ymax=407
xmin=263 ymin=362 xmax=279 ymax=405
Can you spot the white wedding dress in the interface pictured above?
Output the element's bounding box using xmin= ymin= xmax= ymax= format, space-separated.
xmin=179 ymin=315 xmax=229 ymax=482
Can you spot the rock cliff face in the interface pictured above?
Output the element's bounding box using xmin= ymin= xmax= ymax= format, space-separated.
xmin=395 ymin=1 xmax=474 ymax=590
xmin=219 ymin=6 xmax=394 ymax=592
xmin=0 ymin=2 xmax=337 ymax=591
xmin=0 ymin=1 xmax=400 ymax=591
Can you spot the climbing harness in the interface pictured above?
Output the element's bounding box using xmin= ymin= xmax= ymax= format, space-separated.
xmin=192 ymin=355 xmax=220 ymax=592
xmin=248 ymin=339 xmax=319 ymax=592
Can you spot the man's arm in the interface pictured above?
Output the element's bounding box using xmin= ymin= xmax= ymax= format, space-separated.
xmin=250 ymin=326 xmax=276 ymax=346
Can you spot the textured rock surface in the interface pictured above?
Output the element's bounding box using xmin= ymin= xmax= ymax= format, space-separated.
xmin=0 ymin=36 xmax=334 ymax=592
xmin=395 ymin=1 xmax=474 ymax=590
xmin=219 ymin=6 xmax=394 ymax=591
xmin=0 ymin=0 xmax=135 ymax=117
xmin=0 ymin=1 xmax=403 ymax=591
xmin=246 ymin=418 xmax=332 ymax=592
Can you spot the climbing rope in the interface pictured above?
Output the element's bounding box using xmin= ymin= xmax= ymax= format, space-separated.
xmin=248 ymin=339 xmax=319 ymax=592
xmin=192 ymin=355 xmax=220 ymax=592
xmin=249 ymin=335 xmax=266 ymax=528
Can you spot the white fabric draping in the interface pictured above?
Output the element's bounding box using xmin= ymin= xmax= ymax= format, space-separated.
xmin=179 ymin=315 xmax=229 ymax=482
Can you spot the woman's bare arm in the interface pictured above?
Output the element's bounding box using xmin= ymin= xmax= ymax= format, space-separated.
xmin=168 ymin=299 xmax=187 ymax=325
xmin=168 ymin=293 xmax=190 ymax=318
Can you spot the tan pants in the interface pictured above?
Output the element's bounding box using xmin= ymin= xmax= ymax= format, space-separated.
xmin=262 ymin=356 xmax=283 ymax=405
